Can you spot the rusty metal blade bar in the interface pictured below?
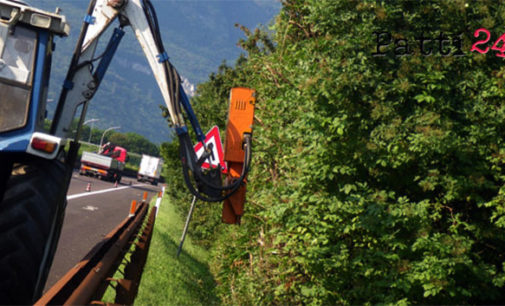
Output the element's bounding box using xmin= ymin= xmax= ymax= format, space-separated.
xmin=36 ymin=201 xmax=149 ymax=305
xmin=112 ymin=206 xmax=158 ymax=304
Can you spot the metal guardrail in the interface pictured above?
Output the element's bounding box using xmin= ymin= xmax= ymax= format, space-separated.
xmin=36 ymin=192 xmax=159 ymax=305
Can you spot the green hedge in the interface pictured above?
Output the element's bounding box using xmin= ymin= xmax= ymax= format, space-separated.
xmin=163 ymin=1 xmax=505 ymax=304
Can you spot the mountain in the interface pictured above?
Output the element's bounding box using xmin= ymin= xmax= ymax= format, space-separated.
xmin=35 ymin=0 xmax=280 ymax=143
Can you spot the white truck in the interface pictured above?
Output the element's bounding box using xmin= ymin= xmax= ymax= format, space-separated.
xmin=137 ymin=154 xmax=163 ymax=185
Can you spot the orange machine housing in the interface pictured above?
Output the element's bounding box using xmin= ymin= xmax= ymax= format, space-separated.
xmin=222 ymin=87 xmax=256 ymax=224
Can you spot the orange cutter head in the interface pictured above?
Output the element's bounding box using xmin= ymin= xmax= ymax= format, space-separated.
xmin=222 ymin=87 xmax=256 ymax=224
xmin=224 ymin=87 xmax=256 ymax=163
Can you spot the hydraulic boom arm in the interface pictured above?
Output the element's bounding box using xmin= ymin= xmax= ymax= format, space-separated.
xmin=52 ymin=0 xmax=251 ymax=201
xmin=51 ymin=0 xmax=180 ymax=138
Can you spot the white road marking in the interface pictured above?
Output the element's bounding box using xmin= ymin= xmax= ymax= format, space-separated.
xmin=82 ymin=205 xmax=99 ymax=211
xmin=67 ymin=183 xmax=146 ymax=201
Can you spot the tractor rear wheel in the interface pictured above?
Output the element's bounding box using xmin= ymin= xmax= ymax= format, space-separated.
xmin=0 ymin=156 xmax=69 ymax=304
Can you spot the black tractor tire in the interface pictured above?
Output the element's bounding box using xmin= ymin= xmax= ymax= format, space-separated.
xmin=0 ymin=157 xmax=69 ymax=304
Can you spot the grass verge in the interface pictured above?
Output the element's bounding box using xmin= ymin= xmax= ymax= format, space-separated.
xmin=134 ymin=197 xmax=221 ymax=305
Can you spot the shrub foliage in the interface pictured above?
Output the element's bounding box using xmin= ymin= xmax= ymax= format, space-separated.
xmin=162 ymin=1 xmax=505 ymax=304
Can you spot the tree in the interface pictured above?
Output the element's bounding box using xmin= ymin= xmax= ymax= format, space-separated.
xmin=108 ymin=131 xmax=159 ymax=156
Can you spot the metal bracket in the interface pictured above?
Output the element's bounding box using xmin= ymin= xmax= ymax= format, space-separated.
xmin=83 ymin=14 xmax=96 ymax=24
xmin=175 ymin=126 xmax=188 ymax=135
xmin=63 ymin=79 xmax=74 ymax=90
xmin=156 ymin=51 xmax=169 ymax=63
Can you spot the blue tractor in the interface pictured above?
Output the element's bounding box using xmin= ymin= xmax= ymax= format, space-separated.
xmin=0 ymin=2 xmax=71 ymax=303
xmin=0 ymin=0 xmax=253 ymax=303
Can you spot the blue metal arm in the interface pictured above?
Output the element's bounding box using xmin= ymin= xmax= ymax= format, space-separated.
xmin=179 ymin=85 xmax=206 ymax=143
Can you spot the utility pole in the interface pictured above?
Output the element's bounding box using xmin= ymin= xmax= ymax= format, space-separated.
xmin=99 ymin=126 xmax=120 ymax=150
xmin=83 ymin=118 xmax=99 ymax=143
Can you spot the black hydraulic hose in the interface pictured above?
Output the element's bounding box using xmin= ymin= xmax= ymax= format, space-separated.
xmin=180 ymin=148 xmax=248 ymax=202
xmin=172 ymin=65 xmax=183 ymax=117
xmin=192 ymin=135 xmax=252 ymax=191
xmin=141 ymin=0 xmax=182 ymax=119
xmin=74 ymin=39 xmax=117 ymax=71
xmin=145 ymin=0 xmax=163 ymax=45
xmin=141 ymin=0 xmax=162 ymax=46
xmin=179 ymin=143 xmax=224 ymax=201
xmin=147 ymin=0 xmax=184 ymax=117
xmin=180 ymin=131 xmax=251 ymax=191
xmin=178 ymin=135 xmax=252 ymax=202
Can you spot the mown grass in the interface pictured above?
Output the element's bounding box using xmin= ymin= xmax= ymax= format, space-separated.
xmin=133 ymin=197 xmax=220 ymax=305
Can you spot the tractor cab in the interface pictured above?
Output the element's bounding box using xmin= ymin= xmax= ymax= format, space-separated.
xmin=0 ymin=0 xmax=68 ymax=158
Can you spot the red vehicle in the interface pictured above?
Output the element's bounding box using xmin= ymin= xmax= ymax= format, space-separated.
xmin=80 ymin=143 xmax=128 ymax=182
xmin=100 ymin=142 xmax=128 ymax=163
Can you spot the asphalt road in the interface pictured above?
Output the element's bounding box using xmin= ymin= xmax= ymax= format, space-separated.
xmin=43 ymin=171 xmax=162 ymax=292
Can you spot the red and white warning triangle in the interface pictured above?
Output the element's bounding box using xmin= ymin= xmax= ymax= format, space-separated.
xmin=194 ymin=125 xmax=227 ymax=172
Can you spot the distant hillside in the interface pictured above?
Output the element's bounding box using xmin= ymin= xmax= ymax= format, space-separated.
xmin=36 ymin=0 xmax=280 ymax=143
